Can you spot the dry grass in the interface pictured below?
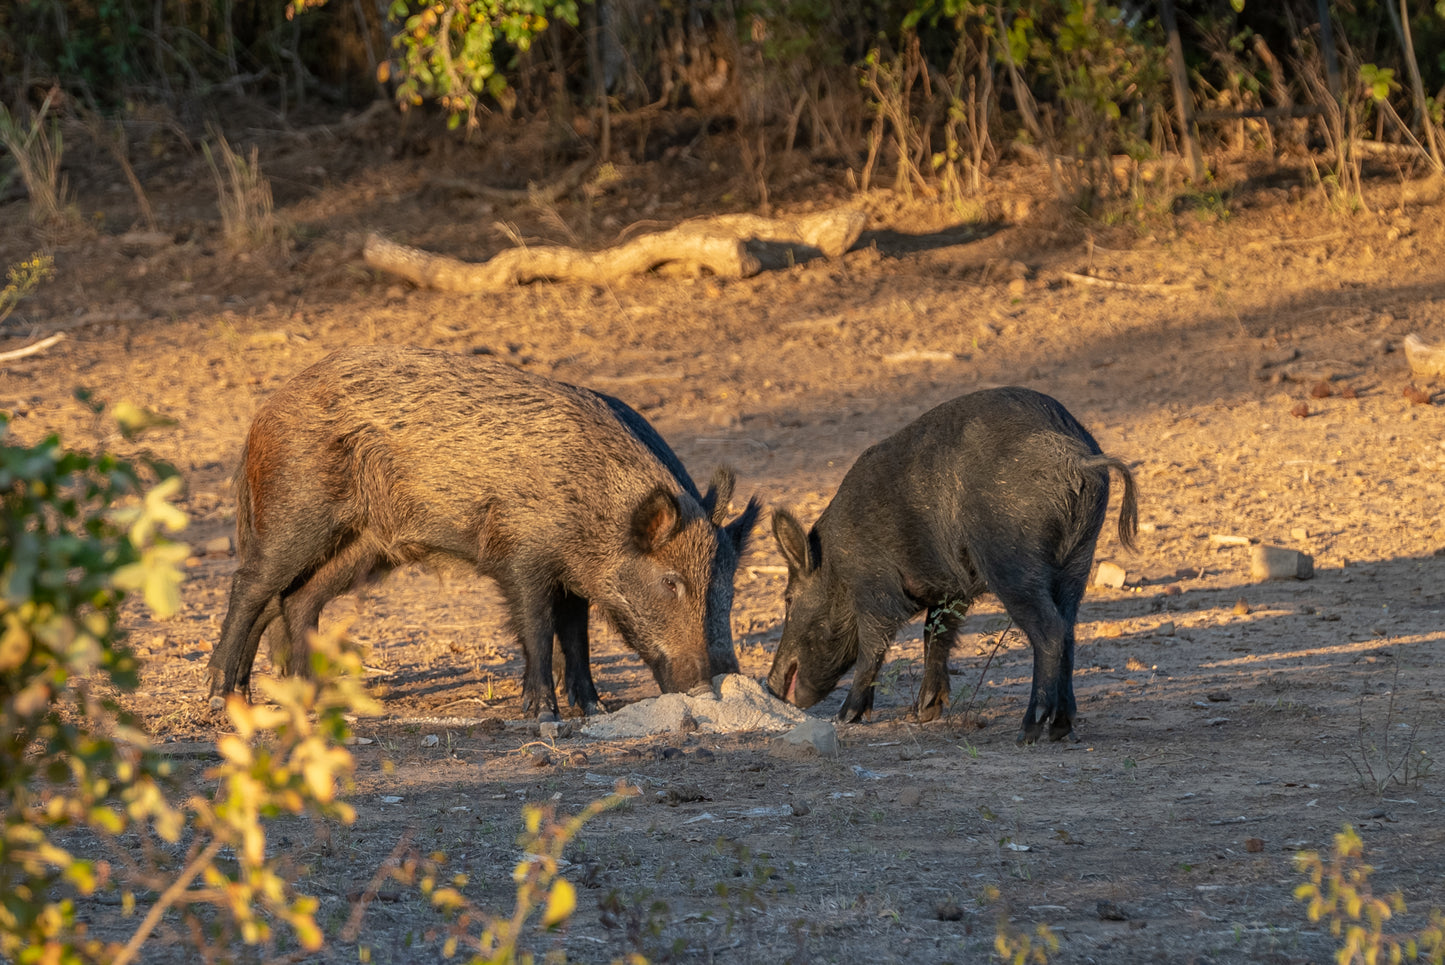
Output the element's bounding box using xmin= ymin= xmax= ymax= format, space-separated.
xmin=0 ymin=91 xmax=77 ymax=228
xmin=202 ymin=129 xmax=279 ymax=251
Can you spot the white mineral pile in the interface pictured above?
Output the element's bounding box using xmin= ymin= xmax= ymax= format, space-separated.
xmin=579 ymin=674 xmax=807 ymax=739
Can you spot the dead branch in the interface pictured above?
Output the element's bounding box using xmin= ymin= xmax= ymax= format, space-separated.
xmin=699 ymin=208 xmax=867 ymax=258
xmin=0 ymin=332 xmax=66 ymax=363
xmin=364 ymin=229 xmax=757 ymax=289
xmin=363 ymin=207 xmax=867 ymax=291
xmin=1059 ymin=271 xmax=1190 ymax=293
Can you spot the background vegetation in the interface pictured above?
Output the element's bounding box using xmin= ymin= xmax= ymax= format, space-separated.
xmin=2 ymin=0 xmax=1444 ymax=210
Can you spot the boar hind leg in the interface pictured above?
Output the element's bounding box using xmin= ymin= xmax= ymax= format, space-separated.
xmin=993 ymin=583 xmax=1076 ymax=744
xmin=554 ymin=589 xmax=608 ymax=715
xmin=274 ymin=538 xmax=383 ymax=677
xmin=211 ymin=562 xmax=294 ymax=700
xmin=915 ymin=601 xmax=970 ymax=723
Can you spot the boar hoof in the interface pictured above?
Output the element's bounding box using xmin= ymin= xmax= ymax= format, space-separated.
xmin=537 ymin=710 xmax=560 ymax=724
xmin=913 ymin=700 xmax=944 ymax=724
xmin=838 ymin=689 xmax=873 ymax=723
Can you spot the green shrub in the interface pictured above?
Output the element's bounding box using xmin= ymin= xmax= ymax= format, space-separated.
xmin=0 ymin=413 xmax=375 ymax=963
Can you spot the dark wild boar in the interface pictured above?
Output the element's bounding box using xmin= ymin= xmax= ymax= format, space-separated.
xmin=207 ymin=347 xmax=760 ymax=720
xmin=767 ymin=386 xmax=1137 ymax=743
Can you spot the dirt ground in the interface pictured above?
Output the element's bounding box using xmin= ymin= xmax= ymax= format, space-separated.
xmin=3 ymin=106 xmax=1445 ymax=963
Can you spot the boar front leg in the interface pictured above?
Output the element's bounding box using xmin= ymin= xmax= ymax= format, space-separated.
xmin=914 ymin=599 xmax=971 ymax=723
xmin=553 ymin=589 xmax=608 ymax=715
xmin=837 ymin=615 xmax=895 ymax=723
xmin=499 ymin=578 xmax=563 ymax=722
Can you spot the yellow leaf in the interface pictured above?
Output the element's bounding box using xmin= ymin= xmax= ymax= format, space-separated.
xmin=113 ymin=401 xmax=178 ymax=440
xmin=0 ymin=612 xmax=31 ymax=672
xmin=217 ymin=735 xmax=253 ymax=766
xmin=542 ymin=879 xmax=576 ymax=928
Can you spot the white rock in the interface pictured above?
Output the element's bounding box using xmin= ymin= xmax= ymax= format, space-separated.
xmin=1094 ymin=561 xmax=1127 ymax=589
xmin=1404 ymin=333 xmax=1445 ymax=378
xmin=1251 ymin=545 xmax=1314 ymax=581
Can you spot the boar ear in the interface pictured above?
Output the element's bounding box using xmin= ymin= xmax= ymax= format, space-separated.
xmin=772 ymin=508 xmax=815 ymax=575
xmin=725 ymin=495 xmax=762 ymax=557
xmin=700 ymin=467 xmax=736 ymax=527
xmin=631 ymin=486 xmax=682 ymax=552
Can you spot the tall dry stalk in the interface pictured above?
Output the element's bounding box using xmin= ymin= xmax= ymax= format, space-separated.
xmin=0 ymin=91 xmax=75 ymax=227
xmin=202 ymin=131 xmax=278 ymax=250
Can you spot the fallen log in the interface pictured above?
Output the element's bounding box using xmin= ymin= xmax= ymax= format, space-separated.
xmin=363 ymin=207 xmax=867 ymax=291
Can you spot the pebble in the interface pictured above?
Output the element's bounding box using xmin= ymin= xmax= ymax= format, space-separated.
xmin=539 ymin=720 xmax=572 ymax=740
xmin=204 ymin=535 xmax=233 ymax=556
xmin=1097 ymin=900 xmax=1129 ymax=921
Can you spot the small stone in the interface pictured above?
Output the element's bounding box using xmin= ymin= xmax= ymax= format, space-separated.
xmin=770 ymin=718 xmax=838 ymax=758
xmin=678 ymin=711 xmax=699 ymax=733
xmin=1232 ymin=598 xmax=1250 ymax=616
xmin=1097 ymin=900 xmax=1129 ymax=921
xmin=1290 ymin=527 xmax=1310 ymax=541
xmin=1403 ymin=384 xmax=1433 ymax=406
xmin=1290 ymin=401 xmax=1310 ymax=418
xmin=478 ymin=717 xmax=506 ymax=734
xmin=539 ymin=720 xmax=571 ymax=740
xmin=1094 ymin=561 xmax=1127 ymax=589
xmin=692 ymin=747 xmax=715 ymax=761
xmin=934 ymin=899 xmax=965 ymax=922
xmin=1403 ymin=333 xmax=1445 ymax=378
xmin=1251 ymin=545 xmax=1314 ymax=581
xmin=663 ymin=784 xmax=708 ymax=806
xmin=529 ymin=749 xmax=553 ymax=767
xmin=1340 ymin=384 xmax=1358 ymax=399
xmin=1206 ymin=691 xmax=1231 ymax=702
xmin=1309 ymin=380 xmax=1333 ymax=399
xmin=1156 ymin=621 xmax=1176 ymax=636
xmin=204 ymin=535 xmax=233 ymax=556
xmin=568 ymin=750 xmax=589 ymax=766
xmin=789 ymin=799 xmax=811 ymax=817
xmin=897 ymin=787 xmax=924 ymax=807
xmin=1007 ymin=278 xmax=1027 ymax=298
xmin=1245 ymin=837 xmax=1265 ymax=853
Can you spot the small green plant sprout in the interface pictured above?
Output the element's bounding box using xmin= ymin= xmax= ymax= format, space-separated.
xmin=1293 ymin=824 xmax=1445 ymax=965
xmin=0 ymin=253 xmax=54 ymax=327
xmin=403 ymin=785 xmax=639 ymax=963
xmin=1359 ymin=64 xmax=1400 ymax=103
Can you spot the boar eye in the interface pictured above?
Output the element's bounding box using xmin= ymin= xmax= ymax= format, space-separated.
xmin=661 ymin=574 xmax=684 ymax=598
